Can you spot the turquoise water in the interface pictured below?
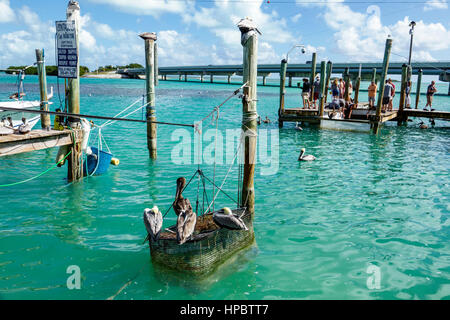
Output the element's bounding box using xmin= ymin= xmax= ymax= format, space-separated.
xmin=0 ymin=74 xmax=449 ymax=300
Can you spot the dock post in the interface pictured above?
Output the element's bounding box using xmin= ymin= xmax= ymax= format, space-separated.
xmin=288 ymin=75 xmax=292 ymax=87
xmin=398 ymin=64 xmax=408 ymax=125
xmin=66 ymin=1 xmax=83 ymax=182
xmin=179 ymin=74 xmax=182 ymax=81
xmin=239 ymin=19 xmax=258 ymax=216
xmin=319 ymin=61 xmax=326 ymax=117
xmin=372 ymin=38 xmax=393 ymax=134
xmin=262 ymin=75 xmax=266 ymax=86
xmin=278 ymin=59 xmax=287 ymax=128
xmin=200 ymin=74 xmax=204 ymax=83
xmin=371 ymin=68 xmax=377 ymax=84
xmin=228 ymin=74 xmax=231 ymax=84
xmin=354 ymin=76 xmax=361 ymax=106
xmin=415 ymin=69 xmax=422 ymax=109
xmin=309 ymin=52 xmax=317 ymax=103
xmin=139 ymin=32 xmax=157 ymax=159
xmin=210 ymin=74 xmax=213 ymax=83
xmin=343 ymin=67 xmax=350 ymax=101
xmin=185 ymin=74 xmax=187 ymax=82
xmin=323 ymin=61 xmax=333 ymax=107
xmin=154 ymin=43 xmax=159 ymax=86
xmin=35 ymin=49 xmax=50 ymax=130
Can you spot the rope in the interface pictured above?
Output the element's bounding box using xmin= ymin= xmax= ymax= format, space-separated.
xmin=0 ymin=150 xmax=72 ymax=187
xmin=100 ymin=97 xmax=147 ymax=128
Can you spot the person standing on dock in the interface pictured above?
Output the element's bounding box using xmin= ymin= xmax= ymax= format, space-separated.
xmin=405 ymin=81 xmax=412 ymax=109
xmin=368 ymin=81 xmax=377 ymax=110
xmin=387 ymin=78 xmax=395 ymax=111
xmin=339 ymin=78 xmax=345 ymax=99
xmin=382 ymin=80 xmax=394 ymax=113
xmin=313 ymin=76 xmax=320 ymax=109
xmin=301 ymin=78 xmax=311 ymax=109
xmin=331 ymin=79 xmax=339 ymax=99
xmin=424 ymin=81 xmax=437 ymax=111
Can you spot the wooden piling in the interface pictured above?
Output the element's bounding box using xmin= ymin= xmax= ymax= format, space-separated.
xmin=323 ymin=61 xmax=333 ymax=108
xmin=371 ymin=68 xmax=377 ymax=84
xmin=343 ymin=67 xmax=350 ymax=101
xmin=354 ymin=76 xmax=361 ymax=106
xmin=318 ymin=61 xmax=326 ymax=116
xmin=262 ymin=75 xmax=266 ymax=86
xmin=179 ymin=74 xmax=182 ymax=81
xmin=278 ymin=59 xmax=287 ymax=128
xmin=239 ymin=21 xmax=258 ymax=216
xmin=139 ymin=32 xmax=157 ymax=159
xmin=398 ymin=64 xmax=408 ymax=125
xmin=66 ymin=1 xmax=83 ymax=182
xmin=309 ymin=52 xmax=317 ymax=102
xmin=185 ymin=74 xmax=187 ymax=82
xmin=201 ymin=74 xmax=204 ymax=83
xmin=228 ymin=75 xmax=231 ymax=84
xmin=415 ymin=69 xmax=422 ymax=109
xmin=154 ymin=43 xmax=158 ymax=86
xmin=288 ymin=75 xmax=292 ymax=87
xmin=35 ymin=49 xmax=50 ymax=130
xmin=372 ymin=38 xmax=393 ymax=134
xmin=210 ymin=74 xmax=213 ymax=83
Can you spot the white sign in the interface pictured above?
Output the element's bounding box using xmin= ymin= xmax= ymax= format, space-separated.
xmin=56 ymin=20 xmax=78 ymax=78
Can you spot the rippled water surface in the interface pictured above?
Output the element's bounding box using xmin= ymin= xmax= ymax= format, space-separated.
xmin=0 ymin=74 xmax=449 ymax=299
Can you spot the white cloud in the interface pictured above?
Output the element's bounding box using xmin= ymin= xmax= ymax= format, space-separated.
xmin=424 ymin=0 xmax=448 ymax=11
xmin=89 ymin=0 xmax=187 ymax=17
xmin=291 ymin=13 xmax=302 ymax=23
xmin=0 ymin=0 xmax=14 ymax=23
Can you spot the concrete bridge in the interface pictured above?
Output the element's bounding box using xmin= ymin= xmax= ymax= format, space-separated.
xmin=118 ymin=61 xmax=450 ymax=94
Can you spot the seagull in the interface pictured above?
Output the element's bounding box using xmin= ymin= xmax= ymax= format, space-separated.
xmin=143 ymin=206 xmax=163 ymax=243
xmin=213 ymin=207 xmax=248 ymax=231
xmin=298 ymin=148 xmax=316 ymax=161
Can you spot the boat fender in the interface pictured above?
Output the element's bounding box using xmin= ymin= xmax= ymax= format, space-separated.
xmin=55 ymin=145 xmax=70 ymax=167
xmin=80 ymin=118 xmax=91 ymax=152
xmin=110 ymin=158 xmax=120 ymax=166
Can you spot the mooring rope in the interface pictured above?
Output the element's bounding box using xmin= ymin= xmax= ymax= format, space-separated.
xmin=0 ymin=150 xmax=72 ymax=188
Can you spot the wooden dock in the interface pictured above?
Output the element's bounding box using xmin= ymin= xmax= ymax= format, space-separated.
xmin=0 ymin=129 xmax=79 ymax=157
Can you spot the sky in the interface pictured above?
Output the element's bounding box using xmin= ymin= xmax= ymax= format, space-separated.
xmin=0 ymin=0 xmax=449 ymax=70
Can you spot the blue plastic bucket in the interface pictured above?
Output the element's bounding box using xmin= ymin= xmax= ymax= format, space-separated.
xmin=85 ymin=146 xmax=113 ymax=176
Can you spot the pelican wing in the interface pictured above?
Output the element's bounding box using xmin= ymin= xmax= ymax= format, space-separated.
xmin=176 ymin=211 xmax=197 ymax=245
xmin=143 ymin=209 xmax=163 ymax=242
xmin=213 ymin=213 xmax=248 ymax=231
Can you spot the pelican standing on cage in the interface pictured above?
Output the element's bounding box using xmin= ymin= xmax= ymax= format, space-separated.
xmin=174 ymin=177 xmax=197 ymax=244
xmin=143 ymin=206 xmax=163 ymax=242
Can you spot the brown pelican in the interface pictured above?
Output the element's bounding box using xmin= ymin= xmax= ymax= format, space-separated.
xmin=143 ymin=206 xmax=163 ymax=242
xmin=174 ymin=177 xmax=193 ymax=216
xmin=174 ymin=177 xmax=197 ymax=244
xmin=298 ymin=148 xmax=316 ymax=161
xmin=213 ymin=207 xmax=248 ymax=231
xmin=263 ymin=116 xmax=271 ymax=124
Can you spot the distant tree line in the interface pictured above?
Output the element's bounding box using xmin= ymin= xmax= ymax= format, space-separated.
xmin=94 ymin=63 xmax=143 ymax=72
xmin=6 ymin=65 xmax=90 ymax=76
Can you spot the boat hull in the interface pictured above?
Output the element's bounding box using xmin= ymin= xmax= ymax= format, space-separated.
xmin=0 ymin=100 xmax=41 ymax=134
xmin=148 ymin=209 xmax=254 ymax=275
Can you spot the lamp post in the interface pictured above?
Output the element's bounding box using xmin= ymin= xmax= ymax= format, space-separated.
xmin=408 ymin=21 xmax=416 ymax=66
xmin=286 ymin=44 xmax=306 ymax=63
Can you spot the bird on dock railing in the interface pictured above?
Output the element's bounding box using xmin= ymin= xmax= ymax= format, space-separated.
xmin=213 ymin=207 xmax=248 ymax=231
xmin=298 ymin=148 xmax=316 ymax=161
xmin=174 ymin=177 xmax=197 ymax=244
xmin=143 ymin=206 xmax=163 ymax=242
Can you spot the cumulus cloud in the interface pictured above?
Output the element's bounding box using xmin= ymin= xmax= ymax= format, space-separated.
xmin=424 ymin=0 xmax=448 ymax=11
xmin=0 ymin=0 xmax=14 ymax=23
xmin=89 ymin=0 xmax=187 ymax=17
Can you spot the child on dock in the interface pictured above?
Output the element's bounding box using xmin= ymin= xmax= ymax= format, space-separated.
xmin=382 ymin=80 xmax=394 ymax=113
xmin=331 ymin=79 xmax=339 ymax=99
xmin=368 ymin=81 xmax=377 ymax=110
xmin=424 ymin=81 xmax=437 ymax=111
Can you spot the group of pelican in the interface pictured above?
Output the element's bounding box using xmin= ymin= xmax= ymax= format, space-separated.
xmin=143 ymin=177 xmax=248 ymax=245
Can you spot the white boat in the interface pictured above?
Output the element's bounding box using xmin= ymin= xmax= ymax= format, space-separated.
xmin=0 ymin=68 xmax=53 ymax=135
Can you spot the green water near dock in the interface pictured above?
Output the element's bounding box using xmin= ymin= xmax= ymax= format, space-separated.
xmin=0 ymin=75 xmax=449 ymax=299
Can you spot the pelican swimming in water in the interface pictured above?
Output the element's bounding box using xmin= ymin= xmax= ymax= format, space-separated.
xmin=213 ymin=207 xmax=248 ymax=231
xmin=263 ymin=116 xmax=271 ymax=124
xmin=143 ymin=206 xmax=163 ymax=242
xmin=174 ymin=177 xmax=197 ymax=244
xmin=298 ymin=148 xmax=316 ymax=161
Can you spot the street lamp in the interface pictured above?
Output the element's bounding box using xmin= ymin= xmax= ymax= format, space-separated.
xmin=408 ymin=21 xmax=416 ymax=66
xmin=286 ymin=44 xmax=306 ymax=63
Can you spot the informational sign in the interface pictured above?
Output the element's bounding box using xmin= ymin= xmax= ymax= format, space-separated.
xmin=56 ymin=20 xmax=78 ymax=78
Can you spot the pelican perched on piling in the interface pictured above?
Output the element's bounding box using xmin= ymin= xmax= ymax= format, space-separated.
xmin=174 ymin=177 xmax=197 ymax=244
xmin=298 ymin=148 xmax=316 ymax=161
xmin=213 ymin=207 xmax=248 ymax=231
xmin=143 ymin=206 xmax=163 ymax=242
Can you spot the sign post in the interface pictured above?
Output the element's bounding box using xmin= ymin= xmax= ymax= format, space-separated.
xmin=56 ymin=20 xmax=78 ymax=79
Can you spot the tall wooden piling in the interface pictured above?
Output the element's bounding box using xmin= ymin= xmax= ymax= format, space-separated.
xmin=318 ymin=61 xmax=326 ymax=116
xmin=354 ymin=76 xmax=361 ymax=106
xmin=343 ymin=67 xmax=350 ymax=101
xmin=201 ymin=74 xmax=204 ymax=83
xmin=415 ymin=69 xmax=422 ymax=109
xmin=398 ymin=64 xmax=408 ymax=125
xmin=210 ymin=75 xmax=213 ymax=83
xmin=228 ymin=75 xmax=231 ymax=84
xmin=139 ymin=32 xmax=157 ymax=159
xmin=262 ymin=76 xmax=266 ymax=86
xmin=288 ymin=75 xmax=292 ymax=87
xmin=278 ymin=59 xmax=287 ymax=128
xmin=154 ymin=43 xmax=159 ymax=86
xmin=373 ymin=38 xmax=393 ymax=134
xmin=35 ymin=49 xmax=50 ymax=130
xmin=309 ymin=52 xmax=317 ymax=102
xmin=323 ymin=61 xmax=333 ymax=108
xmin=371 ymin=68 xmax=377 ymax=84
xmin=239 ymin=20 xmax=258 ymax=216
xmin=66 ymin=1 xmax=83 ymax=182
